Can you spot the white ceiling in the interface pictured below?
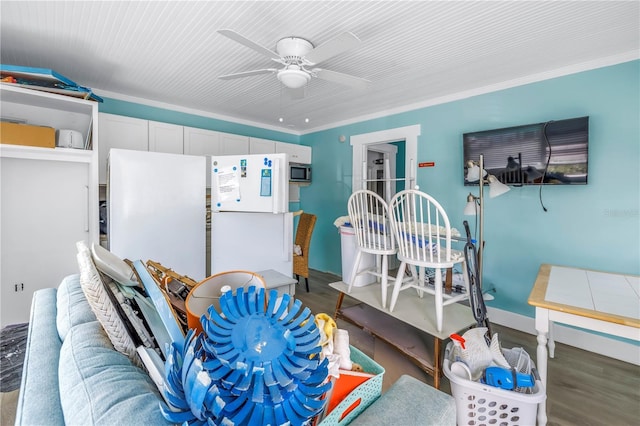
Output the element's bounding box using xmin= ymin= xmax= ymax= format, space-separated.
xmin=1 ymin=1 xmax=638 ymax=134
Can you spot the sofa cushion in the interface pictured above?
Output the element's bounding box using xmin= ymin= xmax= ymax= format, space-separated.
xmin=58 ymin=321 xmax=170 ymax=425
xmin=348 ymin=374 xmax=456 ymax=426
xmin=56 ymin=274 xmax=96 ymax=341
xmin=14 ymin=288 xmax=65 ymax=426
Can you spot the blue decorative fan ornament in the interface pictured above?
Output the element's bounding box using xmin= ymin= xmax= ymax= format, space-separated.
xmin=161 ymin=287 xmax=330 ymax=426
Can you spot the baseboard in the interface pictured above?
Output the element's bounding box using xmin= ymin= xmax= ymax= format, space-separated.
xmin=488 ymin=307 xmax=640 ymax=366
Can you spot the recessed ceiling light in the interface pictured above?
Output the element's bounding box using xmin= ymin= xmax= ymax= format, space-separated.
xmin=278 ymin=117 xmax=284 ymax=122
xmin=304 ymin=118 xmax=309 ymax=123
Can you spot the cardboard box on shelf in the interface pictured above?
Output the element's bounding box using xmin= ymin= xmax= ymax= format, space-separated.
xmin=0 ymin=121 xmax=55 ymax=148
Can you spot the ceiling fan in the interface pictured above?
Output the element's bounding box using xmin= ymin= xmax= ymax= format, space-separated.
xmin=217 ymin=29 xmax=371 ymax=95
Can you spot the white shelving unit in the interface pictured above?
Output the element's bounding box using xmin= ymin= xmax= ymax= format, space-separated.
xmin=0 ymin=84 xmax=99 ymax=327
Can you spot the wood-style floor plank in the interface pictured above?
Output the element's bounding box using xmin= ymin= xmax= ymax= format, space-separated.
xmin=298 ymin=269 xmax=640 ymax=426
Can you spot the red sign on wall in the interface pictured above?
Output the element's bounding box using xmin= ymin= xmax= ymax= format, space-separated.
xmin=418 ymin=162 xmax=435 ymax=168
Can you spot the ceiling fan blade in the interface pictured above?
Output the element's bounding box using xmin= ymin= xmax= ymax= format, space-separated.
xmin=313 ymin=69 xmax=371 ymax=90
xmin=218 ymin=69 xmax=277 ymax=80
xmin=218 ymin=29 xmax=281 ymax=60
xmin=304 ymin=32 xmax=362 ymax=65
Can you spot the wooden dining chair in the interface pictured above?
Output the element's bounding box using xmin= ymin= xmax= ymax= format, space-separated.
xmin=388 ymin=189 xmax=470 ymax=332
xmin=293 ymin=212 xmax=317 ymax=292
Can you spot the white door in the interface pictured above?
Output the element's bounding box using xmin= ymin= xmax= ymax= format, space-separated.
xmin=366 ymin=145 xmax=400 ymax=270
xmin=366 ymin=144 xmax=398 ymax=203
xmin=1 ymin=157 xmax=90 ymax=326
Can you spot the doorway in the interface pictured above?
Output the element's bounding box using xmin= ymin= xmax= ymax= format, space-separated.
xmin=351 ymin=125 xmax=420 ymax=197
xmin=366 ymin=143 xmax=397 ymax=203
xmin=351 ymin=125 xmax=421 ymax=270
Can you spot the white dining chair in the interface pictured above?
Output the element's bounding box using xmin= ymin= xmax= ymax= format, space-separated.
xmin=388 ymin=189 xmax=469 ymax=332
xmin=346 ymin=189 xmax=397 ymax=308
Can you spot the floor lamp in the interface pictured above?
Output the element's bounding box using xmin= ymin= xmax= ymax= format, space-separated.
xmin=463 ymin=154 xmax=510 ymax=287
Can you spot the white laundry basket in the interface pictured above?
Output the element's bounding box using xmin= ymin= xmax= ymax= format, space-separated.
xmin=444 ymin=342 xmax=546 ymax=426
xmin=339 ymin=225 xmax=376 ymax=287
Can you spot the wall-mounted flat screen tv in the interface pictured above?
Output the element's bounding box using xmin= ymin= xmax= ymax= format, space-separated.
xmin=463 ymin=116 xmax=589 ymax=185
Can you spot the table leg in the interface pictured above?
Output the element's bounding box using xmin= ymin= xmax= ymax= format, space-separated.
xmin=548 ymin=322 xmax=556 ymax=359
xmin=434 ymin=337 xmax=441 ymax=390
xmin=334 ymin=292 xmax=345 ymax=319
xmin=535 ymin=307 xmax=549 ymax=426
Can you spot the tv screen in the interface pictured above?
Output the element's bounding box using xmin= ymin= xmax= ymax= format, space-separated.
xmin=463 ymin=116 xmax=589 ymax=185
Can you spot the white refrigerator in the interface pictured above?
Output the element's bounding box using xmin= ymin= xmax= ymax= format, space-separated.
xmin=210 ymin=153 xmax=293 ymax=278
xmin=108 ymin=149 xmax=207 ymax=281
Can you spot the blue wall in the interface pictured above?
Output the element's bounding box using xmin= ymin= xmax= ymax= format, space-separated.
xmin=97 ymin=61 xmax=639 ymax=319
xmin=300 ymin=60 xmax=640 ymax=318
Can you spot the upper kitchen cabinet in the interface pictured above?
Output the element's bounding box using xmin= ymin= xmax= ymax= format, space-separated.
xmin=250 ymin=137 xmax=312 ymax=163
xmin=276 ymin=142 xmax=312 ymax=164
xmin=183 ymin=126 xmax=223 ymax=188
xmin=99 ymin=113 xmax=148 ymax=183
xmin=184 ymin=127 xmax=221 ymax=156
xmin=219 ymin=132 xmax=249 ymax=155
xmin=249 ymin=137 xmax=276 ymax=154
xmin=149 ymin=120 xmax=183 ymax=154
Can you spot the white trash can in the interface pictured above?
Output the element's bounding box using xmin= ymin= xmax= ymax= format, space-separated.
xmin=339 ymin=225 xmax=376 ymax=287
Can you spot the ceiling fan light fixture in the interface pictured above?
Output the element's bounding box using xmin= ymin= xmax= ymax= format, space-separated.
xmin=277 ymin=68 xmax=311 ymax=89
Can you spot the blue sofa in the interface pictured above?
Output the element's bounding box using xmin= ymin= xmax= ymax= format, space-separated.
xmin=15 ymin=273 xmax=456 ymax=425
xmin=15 ymin=274 xmax=170 ymax=425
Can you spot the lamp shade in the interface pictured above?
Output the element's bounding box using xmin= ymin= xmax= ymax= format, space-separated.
xmin=465 ymin=164 xmax=488 ymax=183
xmin=277 ymin=68 xmax=311 ymax=89
xmin=463 ymin=193 xmax=477 ymax=215
xmin=487 ymin=175 xmax=510 ymax=198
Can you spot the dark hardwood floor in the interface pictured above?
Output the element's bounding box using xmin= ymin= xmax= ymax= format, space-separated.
xmin=298 ymin=269 xmax=640 ymax=426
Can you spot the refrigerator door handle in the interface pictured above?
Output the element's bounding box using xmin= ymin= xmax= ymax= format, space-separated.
xmin=273 ymin=156 xmax=281 ymax=214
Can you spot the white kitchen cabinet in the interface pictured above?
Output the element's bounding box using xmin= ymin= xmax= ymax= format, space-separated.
xmin=276 ymin=141 xmax=312 ymax=164
xmin=184 ymin=127 xmax=222 ymax=156
xmin=220 ymin=132 xmax=249 ymax=155
xmin=98 ymin=114 xmax=312 ymax=187
xmin=184 ymin=126 xmax=223 ymax=187
xmin=249 ymin=137 xmax=277 ymax=154
xmin=149 ymin=120 xmax=183 ymax=154
xmin=251 ymin=138 xmax=312 ymax=163
xmin=0 ymin=85 xmax=99 ymax=327
xmin=99 ymin=113 xmax=148 ymax=183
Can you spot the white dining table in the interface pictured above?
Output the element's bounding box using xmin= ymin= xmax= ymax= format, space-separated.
xmin=528 ymin=264 xmax=640 ymax=425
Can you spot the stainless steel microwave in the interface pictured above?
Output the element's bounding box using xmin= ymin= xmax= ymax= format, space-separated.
xmin=290 ymin=163 xmax=311 ymax=183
